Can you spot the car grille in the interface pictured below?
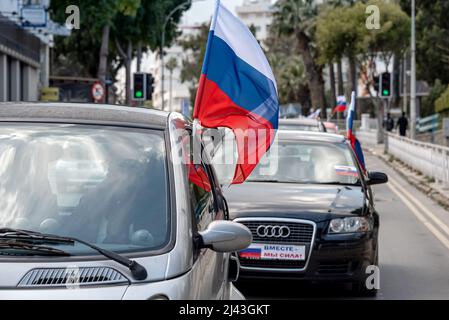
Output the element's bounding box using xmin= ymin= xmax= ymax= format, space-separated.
xmin=240 ymin=259 xmax=307 ymax=269
xmin=239 ymin=221 xmax=314 ymax=244
xmin=17 ymin=267 xmax=129 ymax=288
xmin=236 ymin=219 xmax=315 ymax=270
xmin=317 ymin=262 xmax=351 ymax=275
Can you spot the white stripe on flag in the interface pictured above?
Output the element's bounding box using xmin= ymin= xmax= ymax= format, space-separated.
xmin=212 ymin=1 xmax=277 ymax=90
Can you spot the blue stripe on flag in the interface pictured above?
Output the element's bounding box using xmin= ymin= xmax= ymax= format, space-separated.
xmin=204 ymin=35 xmax=278 ymax=128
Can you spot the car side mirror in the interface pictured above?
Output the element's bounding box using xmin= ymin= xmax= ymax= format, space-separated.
xmin=199 ymin=221 xmax=252 ymax=253
xmin=367 ymin=171 xmax=388 ymax=185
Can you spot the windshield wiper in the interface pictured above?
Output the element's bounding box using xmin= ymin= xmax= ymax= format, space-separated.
xmin=0 ymin=228 xmax=147 ymax=280
xmin=314 ymin=181 xmax=359 ymax=186
xmin=0 ymin=240 xmax=71 ymax=256
xmin=0 ymin=228 xmax=75 ymax=244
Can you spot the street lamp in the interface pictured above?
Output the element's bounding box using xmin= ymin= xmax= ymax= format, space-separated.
xmin=160 ymin=0 xmax=206 ymax=111
xmin=160 ymin=0 xmax=195 ymax=111
xmin=410 ymin=0 xmax=417 ymax=139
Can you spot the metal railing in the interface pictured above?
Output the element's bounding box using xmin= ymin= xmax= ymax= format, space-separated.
xmin=357 ymin=128 xmax=449 ymax=186
xmin=387 ymin=133 xmax=449 ymax=186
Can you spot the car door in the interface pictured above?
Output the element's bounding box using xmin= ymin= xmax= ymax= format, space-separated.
xmin=184 ymin=134 xmax=228 ymax=299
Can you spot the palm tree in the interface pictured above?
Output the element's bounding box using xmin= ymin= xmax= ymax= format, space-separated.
xmin=166 ymin=57 xmax=178 ymax=111
xmin=271 ymin=0 xmax=326 ymax=117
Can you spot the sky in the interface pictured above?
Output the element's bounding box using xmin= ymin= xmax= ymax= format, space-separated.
xmin=182 ymin=0 xmax=244 ymax=25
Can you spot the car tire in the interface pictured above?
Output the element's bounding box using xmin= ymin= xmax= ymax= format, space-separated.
xmin=352 ymin=247 xmax=379 ymax=297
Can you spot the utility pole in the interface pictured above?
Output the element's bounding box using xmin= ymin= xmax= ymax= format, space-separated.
xmin=410 ymin=0 xmax=417 ymax=139
xmin=403 ymin=51 xmax=407 ymax=112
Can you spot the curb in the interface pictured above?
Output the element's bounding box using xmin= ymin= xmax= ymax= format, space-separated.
xmin=365 ymin=146 xmax=449 ymax=211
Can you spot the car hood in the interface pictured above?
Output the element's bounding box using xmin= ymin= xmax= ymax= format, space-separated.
xmin=224 ymin=182 xmax=367 ymax=222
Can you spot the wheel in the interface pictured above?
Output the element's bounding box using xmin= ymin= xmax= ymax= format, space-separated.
xmin=352 ymin=247 xmax=379 ymax=297
xmin=351 ymin=280 xmax=378 ymax=297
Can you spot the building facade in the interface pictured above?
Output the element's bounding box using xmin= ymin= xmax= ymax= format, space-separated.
xmin=152 ymin=25 xmax=200 ymax=113
xmin=0 ymin=0 xmax=58 ymax=102
xmin=235 ymin=0 xmax=274 ymax=42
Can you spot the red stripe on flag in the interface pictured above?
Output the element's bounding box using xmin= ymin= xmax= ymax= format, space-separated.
xmin=194 ymin=75 xmax=275 ymax=184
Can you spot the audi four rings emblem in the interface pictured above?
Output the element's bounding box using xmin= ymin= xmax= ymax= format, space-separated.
xmin=256 ymin=225 xmax=291 ymax=238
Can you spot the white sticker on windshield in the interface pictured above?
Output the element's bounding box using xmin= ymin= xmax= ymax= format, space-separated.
xmin=334 ymin=165 xmax=358 ymax=177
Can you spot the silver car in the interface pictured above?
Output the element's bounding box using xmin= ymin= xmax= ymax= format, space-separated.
xmin=279 ymin=118 xmax=326 ymax=132
xmin=0 ymin=103 xmax=251 ymax=300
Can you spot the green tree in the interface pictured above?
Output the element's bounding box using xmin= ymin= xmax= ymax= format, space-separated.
xmin=179 ymin=24 xmax=209 ymax=107
xmin=270 ymin=0 xmax=327 ymax=117
xmin=316 ymin=0 xmax=409 ymax=101
xmin=50 ymin=0 xmax=189 ymax=104
xmin=422 ymin=79 xmax=446 ymax=116
xmin=265 ymin=31 xmax=309 ymax=107
xmin=435 ymin=85 xmax=449 ymax=114
xmin=400 ymin=0 xmax=449 ymax=85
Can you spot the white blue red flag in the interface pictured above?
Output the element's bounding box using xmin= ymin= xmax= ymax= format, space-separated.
xmin=333 ymin=95 xmax=347 ymax=113
xmin=193 ymin=0 xmax=279 ymax=184
xmin=347 ymin=92 xmax=365 ymax=170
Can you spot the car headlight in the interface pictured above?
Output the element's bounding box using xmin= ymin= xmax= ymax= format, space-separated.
xmin=329 ymin=217 xmax=370 ymax=233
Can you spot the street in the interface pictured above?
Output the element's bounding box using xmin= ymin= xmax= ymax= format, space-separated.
xmin=238 ymin=153 xmax=449 ymax=300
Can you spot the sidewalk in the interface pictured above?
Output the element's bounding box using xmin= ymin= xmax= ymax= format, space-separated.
xmin=365 ymin=144 xmax=449 ymax=210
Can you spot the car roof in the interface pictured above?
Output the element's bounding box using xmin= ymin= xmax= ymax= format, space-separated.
xmin=277 ymin=129 xmax=346 ymax=143
xmin=279 ymin=118 xmax=321 ymax=125
xmin=0 ymin=102 xmax=170 ymax=129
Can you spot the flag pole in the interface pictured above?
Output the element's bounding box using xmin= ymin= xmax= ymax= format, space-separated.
xmin=347 ymin=91 xmax=355 ymax=136
xmin=192 ymin=0 xmax=220 ymax=145
xmin=193 ymin=0 xmax=220 ymax=123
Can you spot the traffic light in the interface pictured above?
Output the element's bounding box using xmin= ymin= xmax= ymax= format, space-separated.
xmin=146 ymin=73 xmax=154 ymax=101
xmin=373 ymin=75 xmax=379 ymax=92
xmin=133 ymin=73 xmax=146 ymax=101
xmin=380 ymin=72 xmax=391 ymax=97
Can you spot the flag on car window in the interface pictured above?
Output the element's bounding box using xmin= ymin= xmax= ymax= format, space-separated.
xmin=347 ymin=92 xmax=366 ymax=170
xmin=193 ymin=0 xmax=279 ymax=184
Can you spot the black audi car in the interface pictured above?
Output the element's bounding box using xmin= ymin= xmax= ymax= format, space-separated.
xmin=225 ymin=131 xmax=388 ymax=296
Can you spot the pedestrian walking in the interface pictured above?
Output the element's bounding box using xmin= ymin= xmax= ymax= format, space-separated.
xmin=384 ymin=112 xmax=395 ymax=132
xmin=397 ymin=112 xmax=408 ymax=137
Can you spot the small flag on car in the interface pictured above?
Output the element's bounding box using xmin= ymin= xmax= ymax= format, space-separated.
xmin=347 ymin=92 xmax=366 ymax=170
xmin=333 ymin=95 xmax=347 ymax=113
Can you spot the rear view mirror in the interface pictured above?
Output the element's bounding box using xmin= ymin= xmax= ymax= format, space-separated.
xmin=199 ymin=221 xmax=252 ymax=253
xmin=367 ymin=171 xmax=388 ymax=185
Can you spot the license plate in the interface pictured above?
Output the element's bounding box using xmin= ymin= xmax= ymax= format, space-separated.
xmin=239 ymin=243 xmax=306 ymax=261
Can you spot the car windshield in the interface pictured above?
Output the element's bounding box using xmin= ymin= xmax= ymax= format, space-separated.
xmin=278 ymin=124 xmax=320 ymax=131
xmin=248 ymin=140 xmax=360 ymax=185
xmin=0 ymin=123 xmax=169 ymax=256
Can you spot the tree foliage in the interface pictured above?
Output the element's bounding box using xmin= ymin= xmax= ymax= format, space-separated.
xmin=400 ymin=0 xmax=449 ymax=85
xmin=317 ymin=0 xmax=410 ymax=67
xmin=270 ymin=0 xmax=326 ymax=115
xmin=265 ymin=32 xmax=308 ymax=106
xmin=50 ymin=0 xmax=189 ymax=82
xmin=435 ymin=84 xmax=449 ymax=114
xmin=179 ymin=23 xmax=209 ymax=107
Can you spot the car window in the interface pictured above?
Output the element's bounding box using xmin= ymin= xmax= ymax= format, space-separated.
xmin=0 ymin=123 xmax=169 ymax=255
xmin=248 ymin=140 xmax=360 ymax=185
xmin=179 ymin=131 xmax=215 ymax=232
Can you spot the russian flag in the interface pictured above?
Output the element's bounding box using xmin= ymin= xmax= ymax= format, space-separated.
xmin=239 ymin=247 xmax=262 ymax=259
xmin=347 ymin=92 xmax=366 ymax=170
xmin=333 ymin=95 xmax=347 ymax=113
xmin=193 ymin=0 xmax=279 ymax=184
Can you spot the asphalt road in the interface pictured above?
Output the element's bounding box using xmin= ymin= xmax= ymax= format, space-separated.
xmin=236 ymin=153 xmax=449 ymax=299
